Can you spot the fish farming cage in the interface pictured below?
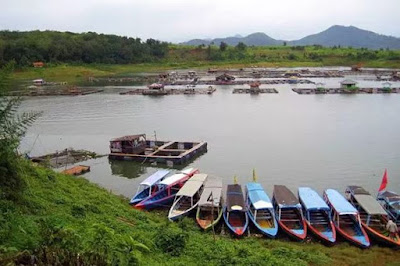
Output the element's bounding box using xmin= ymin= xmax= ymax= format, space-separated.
xmin=109 ymin=135 xmax=207 ymax=165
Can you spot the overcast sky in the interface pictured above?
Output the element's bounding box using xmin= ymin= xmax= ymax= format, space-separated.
xmin=2 ymin=0 xmax=400 ymax=42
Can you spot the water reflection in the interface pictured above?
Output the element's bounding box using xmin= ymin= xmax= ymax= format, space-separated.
xmin=109 ymin=159 xmax=148 ymax=179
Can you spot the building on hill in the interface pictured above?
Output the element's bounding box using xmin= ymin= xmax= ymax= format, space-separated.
xmin=33 ymin=61 xmax=44 ymax=68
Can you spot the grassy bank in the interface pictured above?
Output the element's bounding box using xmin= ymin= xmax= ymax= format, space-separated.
xmin=0 ymin=160 xmax=399 ymax=265
xmin=11 ymin=45 xmax=400 ymax=84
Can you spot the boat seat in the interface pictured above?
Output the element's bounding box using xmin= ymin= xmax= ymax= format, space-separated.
xmin=281 ymin=219 xmax=300 ymax=222
xmin=311 ymin=219 xmax=328 ymax=222
xmin=257 ymin=216 xmax=272 ymax=220
xmin=311 ymin=221 xmax=329 ymax=225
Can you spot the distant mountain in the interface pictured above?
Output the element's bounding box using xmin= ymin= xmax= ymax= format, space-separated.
xmin=181 ymin=25 xmax=400 ymax=49
xmin=182 ymin=32 xmax=283 ymax=46
xmin=291 ymin=25 xmax=400 ymax=49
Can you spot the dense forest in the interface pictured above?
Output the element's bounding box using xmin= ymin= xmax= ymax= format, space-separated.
xmin=2 ymin=30 xmax=400 ymax=71
xmin=0 ymin=31 xmax=169 ymax=65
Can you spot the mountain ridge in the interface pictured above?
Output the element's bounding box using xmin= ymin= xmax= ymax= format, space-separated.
xmin=181 ymin=25 xmax=400 ymax=49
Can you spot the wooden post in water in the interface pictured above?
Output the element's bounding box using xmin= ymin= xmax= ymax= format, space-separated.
xmin=211 ymin=191 xmax=216 ymax=242
xmin=64 ymin=148 xmax=68 ymax=171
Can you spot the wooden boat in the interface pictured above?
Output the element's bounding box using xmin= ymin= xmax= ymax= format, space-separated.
xmin=377 ymin=190 xmax=400 ymax=226
xmin=273 ymin=185 xmax=307 ymax=240
xmin=196 ymin=177 xmax=223 ymax=230
xmin=323 ymin=189 xmax=370 ymax=248
xmin=245 ymin=182 xmax=278 ymax=238
xmin=168 ymin=174 xmax=208 ymax=221
xmin=223 ymin=184 xmax=249 ymax=236
xmin=298 ymin=187 xmax=336 ymax=244
xmin=134 ymin=168 xmax=198 ymax=210
xmin=129 ymin=170 xmax=170 ymax=205
xmin=346 ymin=186 xmax=400 ymax=247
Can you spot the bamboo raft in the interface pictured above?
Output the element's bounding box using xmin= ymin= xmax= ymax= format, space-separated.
xmin=164 ymin=79 xmax=315 ymax=86
xmin=232 ymin=88 xmax=278 ymax=94
xmin=62 ymin=165 xmax=90 ymax=176
xmin=120 ymin=87 xmax=216 ymax=95
xmin=293 ymin=88 xmax=400 ymax=94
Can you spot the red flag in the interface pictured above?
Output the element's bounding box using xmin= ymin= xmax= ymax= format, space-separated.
xmin=378 ymin=169 xmax=388 ymax=192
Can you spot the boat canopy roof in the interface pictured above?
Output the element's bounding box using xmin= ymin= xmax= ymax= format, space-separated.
xmin=379 ymin=191 xmax=400 ymax=204
xmin=346 ymin=185 xmax=370 ymax=195
xmin=159 ymin=173 xmax=186 ymax=186
xmin=354 ymin=194 xmax=387 ymax=215
xmin=198 ymin=177 xmax=222 ymax=207
xmin=177 ymin=174 xmax=208 ymax=197
xmin=347 ymin=186 xmax=387 ymax=215
xmin=226 ymin=184 xmax=245 ymax=212
xmin=140 ymin=170 xmax=170 ymax=187
xmin=298 ymin=187 xmax=329 ymax=211
xmin=379 ymin=191 xmax=400 ymax=213
xmin=325 ymin=189 xmax=358 ymax=215
xmin=246 ymin=183 xmax=273 ymax=209
xmin=273 ymin=185 xmax=300 ymax=208
xmin=180 ymin=168 xmax=196 ymax=175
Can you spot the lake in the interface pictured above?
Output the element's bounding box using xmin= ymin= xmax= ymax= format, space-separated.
xmin=19 ymin=74 xmax=400 ymax=198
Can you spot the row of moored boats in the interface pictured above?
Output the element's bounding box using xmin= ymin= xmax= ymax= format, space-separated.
xmin=130 ymin=168 xmax=400 ymax=248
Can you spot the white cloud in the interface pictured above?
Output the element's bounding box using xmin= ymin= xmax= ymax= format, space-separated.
xmin=1 ymin=0 xmax=399 ymax=42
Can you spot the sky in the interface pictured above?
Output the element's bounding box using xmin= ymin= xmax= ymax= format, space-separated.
xmin=1 ymin=0 xmax=400 ymax=42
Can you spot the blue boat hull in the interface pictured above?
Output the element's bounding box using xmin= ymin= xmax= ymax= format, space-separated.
xmin=223 ymin=207 xmax=249 ymax=236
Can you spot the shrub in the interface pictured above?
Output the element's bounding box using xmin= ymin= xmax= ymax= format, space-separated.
xmin=155 ymin=223 xmax=188 ymax=256
xmin=71 ymin=204 xmax=86 ymax=218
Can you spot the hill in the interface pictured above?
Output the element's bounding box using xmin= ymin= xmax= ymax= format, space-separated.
xmin=292 ymin=25 xmax=400 ymax=49
xmin=182 ymin=25 xmax=400 ymax=49
xmin=183 ymin=32 xmax=283 ymax=46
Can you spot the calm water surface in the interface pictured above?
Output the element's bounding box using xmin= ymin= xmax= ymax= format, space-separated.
xmin=19 ymin=76 xmax=400 ymax=198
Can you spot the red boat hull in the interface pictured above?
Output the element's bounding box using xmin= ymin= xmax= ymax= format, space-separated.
xmin=362 ymin=222 xmax=400 ymax=247
xmin=278 ymin=219 xmax=307 ymax=241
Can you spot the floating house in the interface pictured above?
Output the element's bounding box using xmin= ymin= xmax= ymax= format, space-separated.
xmin=383 ymin=82 xmax=392 ymax=90
xmin=143 ymin=83 xmax=168 ymax=96
xmin=216 ymin=73 xmax=235 ymax=82
xmin=109 ymin=134 xmax=207 ymax=165
xmin=249 ymin=81 xmax=261 ymax=94
xmin=33 ymin=79 xmax=46 ymax=86
xmin=148 ymin=83 xmax=164 ymax=90
xmin=340 ymin=79 xmax=357 ymax=89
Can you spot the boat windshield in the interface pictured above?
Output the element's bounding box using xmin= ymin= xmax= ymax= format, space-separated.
xmin=136 ymin=184 xmax=150 ymax=195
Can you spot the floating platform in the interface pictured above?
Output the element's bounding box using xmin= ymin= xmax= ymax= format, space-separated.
xmin=164 ymin=79 xmax=314 ymax=86
xmin=10 ymin=88 xmax=104 ymax=97
xmin=109 ymin=135 xmax=207 ymax=166
xmin=232 ymin=88 xmax=278 ymax=94
xmin=120 ymin=87 xmax=216 ymax=96
xmin=293 ymin=87 xmax=400 ymax=94
xmin=62 ymin=165 xmax=90 ymax=176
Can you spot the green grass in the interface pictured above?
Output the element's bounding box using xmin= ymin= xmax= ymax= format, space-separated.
xmin=1 ymin=160 xmax=400 ymax=265
xmin=11 ymin=45 xmax=400 ymax=85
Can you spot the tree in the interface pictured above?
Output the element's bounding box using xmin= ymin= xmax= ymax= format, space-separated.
xmin=283 ymin=41 xmax=287 ymax=46
xmin=219 ymin=41 xmax=228 ymax=52
xmin=236 ymin=42 xmax=247 ymax=51
xmin=0 ymin=62 xmax=41 ymax=200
